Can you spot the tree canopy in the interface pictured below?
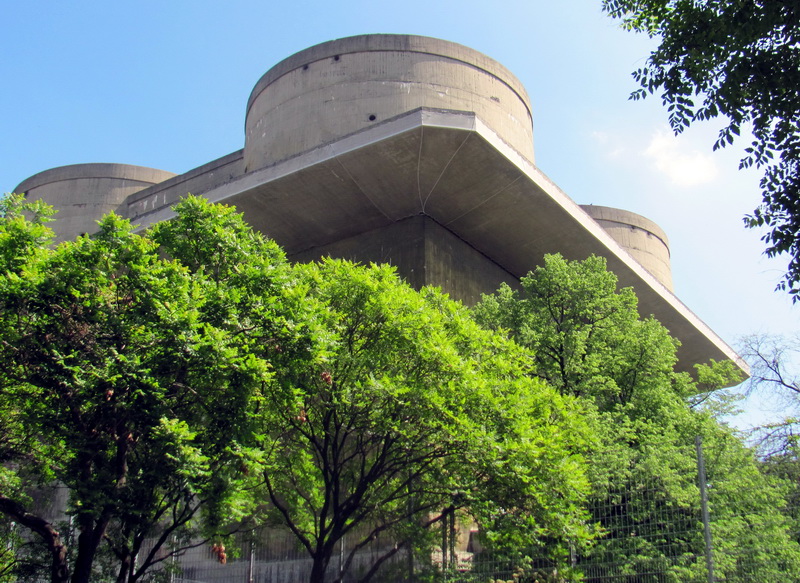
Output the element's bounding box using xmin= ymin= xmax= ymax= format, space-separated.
xmin=256 ymin=258 xmax=594 ymax=583
xmin=0 ymin=198 xmax=596 ymax=583
xmin=602 ymin=0 xmax=800 ymax=298
xmin=0 ymin=195 xmax=292 ymax=583
xmin=473 ymin=254 xmax=799 ymax=581
xmin=472 ymin=254 xmax=685 ymax=409
xmin=6 ymin=191 xmax=799 ymax=582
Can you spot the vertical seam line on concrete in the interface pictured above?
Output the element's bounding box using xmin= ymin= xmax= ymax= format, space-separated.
xmin=421 ymin=132 xmax=472 ymax=212
xmin=442 ymin=175 xmax=523 ymax=227
xmin=329 ymin=146 xmax=393 ymax=221
xmin=417 ymin=125 xmax=424 ymax=212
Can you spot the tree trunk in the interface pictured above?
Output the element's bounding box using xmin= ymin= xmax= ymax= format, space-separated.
xmin=49 ymin=542 xmax=70 ymax=583
xmin=71 ymin=516 xmax=109 ymax=583
xmin=309 ymin=551 xmax=332 ymax=583
xmin=71 ymin=529 xmax=96 ymax=583
xmin=115 ymin=553 xmax=132 ymax=583
xmin=0 ymin=497 xmax=70 ymax=583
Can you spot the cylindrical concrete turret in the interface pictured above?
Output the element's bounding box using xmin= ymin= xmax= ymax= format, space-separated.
xmin=244 ymin=34 xmax=534 ymax=171
xmin=15 ymin=163 xmax=176 ymax=243
xmin=581 ymin=205 xmax=674 ymax=292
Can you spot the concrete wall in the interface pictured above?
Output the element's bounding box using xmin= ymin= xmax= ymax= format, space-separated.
xmin=290 ymin=215 xmax=515 ymax=306
xmin=15 ymin=163 xmax=176 ymax=243
xmin=244 ymin=34 xmax=534 ymax=171
xmin=581 ymin=204 xmax=674 ymax=292
xmin=125 ymin=150 xmax=244 ymax=224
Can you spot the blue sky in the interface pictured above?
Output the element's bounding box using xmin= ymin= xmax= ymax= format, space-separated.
xmin=3 ymin=0 xmax=797 ymax=427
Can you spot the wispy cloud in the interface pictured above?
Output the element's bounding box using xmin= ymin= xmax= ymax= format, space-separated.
xmin=644 ymin=129 xmax=718 ymax=187
xmin=590 ymin=130 xmax=625 ymax=158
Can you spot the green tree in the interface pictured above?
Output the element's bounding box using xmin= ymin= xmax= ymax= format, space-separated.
xmin=0 ymin=195 xmax=287 ymax=583
xmin=472 ymin=254 xmax=688 ymax=409
xmin=474 ymin=254 xmax=800 ymax=581
xmin=701 ymin=425 xmax=800 ymax=582
xmin=602 ymin=0 xmax=800 ymax=298
xmin=257 ymin=258 xmax=595 ymax=583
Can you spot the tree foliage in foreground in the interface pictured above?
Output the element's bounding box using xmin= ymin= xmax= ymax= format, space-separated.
xmin=0 ymin=195 xmax=296 ymax=583
xmin=7 ymin=190 xmax=798 ymax=582
xmin=0 ymin=197 xmax=595 ymax=583
xmin=257 ymin=258 xmax=594 ymax=583
xmin=474 ymin=254 xmax=800 ymax=581
xmin=472 ymin=254 xmax=686 ymax=409
xmin=602 ymin=0 xmax=800 ymax=298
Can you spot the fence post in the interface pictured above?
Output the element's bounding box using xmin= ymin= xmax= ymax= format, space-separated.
xmin=406 ymin=481 xmax=414 ymax=583
xmin=448 ymin=509 xmax=456 ymax=571
xmin=695 ymin=436 xmax=715 ymax=583
xmin=339 ymin=534 xmax=345 ymax=581
xmin=247 ymin=539 xmax=255 ymax=583
xmin=442 ymin=509 xmax=448 ymax=581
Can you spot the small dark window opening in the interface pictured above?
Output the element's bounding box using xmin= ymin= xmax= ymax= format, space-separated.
xmin=333 ymin=55 xmax=340 ymax=61
xmin=303 ymin=64 xmax=309 ymax=71
xmin=368 ymin=114 xmax=376 ymax=121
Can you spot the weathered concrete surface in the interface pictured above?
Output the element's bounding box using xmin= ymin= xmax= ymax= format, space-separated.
xmin=581 ymin=204 xmax=674 ymax=292
xmin=125 ymin=107 xmax=745 ymax=377
xmin=126 ymin=150 xmax=244 ymax=219
xmin=290 ymin=215 xmax=516 ymax=306
xmin=15 ymin=163 xmax=176 ymax=243
xmin=245 ymin=34 xmax=534 ymax=171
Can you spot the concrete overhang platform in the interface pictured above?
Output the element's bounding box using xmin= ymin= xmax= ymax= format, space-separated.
xmin=128 ymin=108 xmax=746 ymax=377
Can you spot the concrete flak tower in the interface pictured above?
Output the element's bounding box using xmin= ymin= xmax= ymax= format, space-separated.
xmin=12 ymin=34 xmax=742 ymax=377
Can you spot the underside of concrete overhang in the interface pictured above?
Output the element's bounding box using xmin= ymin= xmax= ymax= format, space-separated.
xmin=134 ymin=108 xmax=746 ymax=377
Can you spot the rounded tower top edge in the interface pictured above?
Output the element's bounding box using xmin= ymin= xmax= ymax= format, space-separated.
xmin=14 ymin=163 xmax=177 ymax=195
xmin=581 ymin=204 xmax=674 ymax=292
xmin=246 ymin=34 xmax=532 ymax=120
xmin=580 ymin=205 xmax=670 ymax=248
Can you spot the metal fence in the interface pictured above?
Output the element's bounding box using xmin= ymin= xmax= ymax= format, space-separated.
xmin=165 ymin=437 xmax=800 ymax=583
xmin=6 ymin=436 xmax=800 ymax=582
xmin=445 ymin=437 xmax=800 ymax=583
